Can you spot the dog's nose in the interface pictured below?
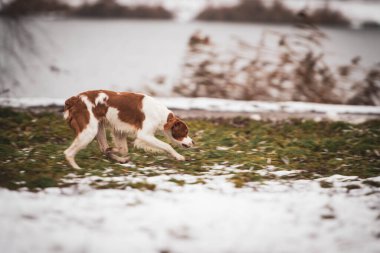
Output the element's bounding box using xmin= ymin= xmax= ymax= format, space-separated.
xmin=182 ymin=143 xmax=190 ymax=148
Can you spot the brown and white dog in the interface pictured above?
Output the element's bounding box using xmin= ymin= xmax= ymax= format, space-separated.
xmin=63 ymin=90 xmax=194 ymax=169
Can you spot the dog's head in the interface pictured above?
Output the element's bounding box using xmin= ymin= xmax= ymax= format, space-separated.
xmin=164 ymin=113 xmax=194 ymax=148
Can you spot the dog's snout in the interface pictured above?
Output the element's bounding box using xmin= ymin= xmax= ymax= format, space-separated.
xmin=182 ymin=143 xmax=190 ymax=148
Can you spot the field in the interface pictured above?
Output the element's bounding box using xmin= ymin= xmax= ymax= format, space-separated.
xmin=1 ymin=107 xmax=379 ymax=191
xmin=0 ymin=107 xmax=380 ymax=253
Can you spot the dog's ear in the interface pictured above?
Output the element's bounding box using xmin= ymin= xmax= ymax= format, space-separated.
xmin=164 ymin=113 xmax=176 ymax=131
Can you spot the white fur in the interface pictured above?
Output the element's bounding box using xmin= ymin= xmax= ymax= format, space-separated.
xmin=136 ymin=95 xmax=189 ymax=160
xmin=182 ymin=136 xmax=193 ymax=147
xmin=134 ymin=139 xmax=164 ymax=153
xmin=63 ymin=110 xmax=69 ymax=120
xmin=95 ymin=92 xmax=108 ymax=105
xmin=141 ymin=95 xmax=172 ymax=133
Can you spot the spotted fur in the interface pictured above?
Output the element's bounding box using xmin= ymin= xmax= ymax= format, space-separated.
xmin=63 ymin=90 xmax=194 ymax=169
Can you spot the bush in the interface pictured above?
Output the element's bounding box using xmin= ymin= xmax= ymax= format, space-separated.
xmin=173 ymin=21 xmax=380 ymax=105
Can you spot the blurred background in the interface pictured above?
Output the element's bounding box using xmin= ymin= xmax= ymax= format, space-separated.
xmin=1 ymin=0 xmax=379 ymax=105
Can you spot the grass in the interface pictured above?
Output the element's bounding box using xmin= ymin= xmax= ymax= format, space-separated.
xmin=0 ymin=107 xmax=379 ymax=191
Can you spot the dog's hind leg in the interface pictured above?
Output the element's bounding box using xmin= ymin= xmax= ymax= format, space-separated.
xmin=96 ymin=123 xmax=129 ymax=164
xmin=64 ymin=125 xmax=98 ymax=169
xmin=96 ymin=120 xmax=110 ymax=153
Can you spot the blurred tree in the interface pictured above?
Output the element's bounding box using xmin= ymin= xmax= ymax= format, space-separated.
xmin=196 ymin=0 xmax=350 ymax=27
xmin=72 ymin=0 xmax=173 ymax=19
xmin=0 ymin=0 xmax=69 ymax=16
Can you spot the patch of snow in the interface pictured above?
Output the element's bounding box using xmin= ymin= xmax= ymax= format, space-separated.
xmin=368 ymin=176 xmax=380 ymax=182
xmin=270 ymin=170 xmax=304 ymax=177
xmin=0 ymin=97 xmax=66 ymax=108
xmin=249 ymin=113 xmax=262 ymax=121
xmin=0 ymin=174 xmax=379 ymax=253
xmin=322 ymin=174 xmax=360 ymax=183
xmin=255 ymin=167 xmax=303 ymax=177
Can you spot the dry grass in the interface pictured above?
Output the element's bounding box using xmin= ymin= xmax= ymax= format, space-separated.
xmin=173 ymin=18 xmax=380 ymax=105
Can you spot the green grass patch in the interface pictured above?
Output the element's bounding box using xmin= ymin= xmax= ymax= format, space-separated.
xmin=0 ymin=108 xmax=379 ymax=191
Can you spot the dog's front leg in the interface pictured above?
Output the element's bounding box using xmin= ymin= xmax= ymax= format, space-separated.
xmin=136 ymin=133 xmax=185 ymax=161
xmin=111 ymin=129 xmax=128 ymax=156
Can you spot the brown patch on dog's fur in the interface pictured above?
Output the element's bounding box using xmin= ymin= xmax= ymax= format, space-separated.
xmin=106 ymin=91 xmax=145 ymax=129
xmin=92 ymin=104 xmax=108 ymax=119
xmin=164 ymin=113 xmax=189 ymax=141
xmin=80 ymin=91 xmax=99 ymax=105
xmin=172 ymin=120 xmax=189 ymax=141
xmin=79 ymin=90 xmax=108 ymax=119
xmin=64 ymin=96 xmax=90 ymax=134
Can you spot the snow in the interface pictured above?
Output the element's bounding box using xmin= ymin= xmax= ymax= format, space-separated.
xmin=0 ymin=97 xmax=66 ymax=108
xmin=0 ymin=173 xmax=379 ymax=253
xmin=159 ymin=97 xmax=380 ymax=115
xmin=2 ymin=20 xmax=380 ymax=99
xmin=1 ymin=96 xmax=379 ymax=115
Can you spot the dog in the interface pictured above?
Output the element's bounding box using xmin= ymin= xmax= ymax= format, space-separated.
xmin=63 ymin=90 xmax=194 ymax=169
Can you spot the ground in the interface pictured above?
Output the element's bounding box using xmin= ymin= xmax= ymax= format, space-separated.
xmin=0 ymin=107 xmax=379 ymax=253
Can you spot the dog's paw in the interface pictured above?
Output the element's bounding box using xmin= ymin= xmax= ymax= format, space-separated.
xmin=174 ymin=154 xmax=185 ymax=161
xmin=118 ymin=157 xmax=129 ymax=164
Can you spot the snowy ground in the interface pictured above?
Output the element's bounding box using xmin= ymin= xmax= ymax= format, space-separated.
xmin=0 ymin=170 xmax=379 ymax=253
xmin=1 ymin=98 xmax=379 ymax=252
xmin=2 ymin=96 xmax=380 ymax=114
xmin=1 ymin=96 xmax=379 ymax=123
